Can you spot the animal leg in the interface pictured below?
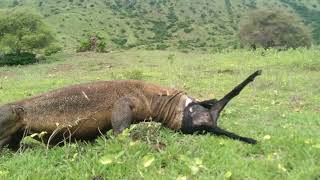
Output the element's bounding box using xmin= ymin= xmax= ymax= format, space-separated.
xmin=0 ymin=105 xmax=25 ymax=150
xmin=111 ymin=97 xmax=134 ymax=135
xmin=211 ymin=126 xmax=257 ymax=144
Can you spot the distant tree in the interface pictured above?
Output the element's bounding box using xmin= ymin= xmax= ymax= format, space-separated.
xmin=150 ymin=21 xmax=168 ymax=42
xmin=167 ymin=7 xmax=178 ymax=24
xmin=238 ymin=9 xmax=312 ymax=49
xmin=0 ymin=10 xmax=55 ymax=55
xmin=11 ymin=0 xmax=20 ymax=7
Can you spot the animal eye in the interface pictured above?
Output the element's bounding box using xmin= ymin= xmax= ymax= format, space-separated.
xmin=189 ymin=107 xmax=193 ymax=112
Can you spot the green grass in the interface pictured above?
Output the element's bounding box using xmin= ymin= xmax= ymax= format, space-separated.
xmin=0 ymin=48 xmax=319 ymax=179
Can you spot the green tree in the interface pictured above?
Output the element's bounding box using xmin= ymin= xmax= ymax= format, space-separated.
xmin=0 ymin=10 xmax=55 ymax=54
xmin=238 ymin=9 xmax=312 ymax=49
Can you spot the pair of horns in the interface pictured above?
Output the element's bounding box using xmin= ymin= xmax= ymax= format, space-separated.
xmin=204 ymin=70 xmax=262 ymax=144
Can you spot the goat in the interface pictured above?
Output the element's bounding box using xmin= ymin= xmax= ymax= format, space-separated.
xmin=0 ymin=70 xmax=261 ymax=150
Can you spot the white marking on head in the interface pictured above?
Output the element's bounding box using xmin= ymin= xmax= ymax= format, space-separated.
xmin=185 ymin=97 xmax=193 ymax=107
xmin=190 ymin=107 xmax=193 ymax=112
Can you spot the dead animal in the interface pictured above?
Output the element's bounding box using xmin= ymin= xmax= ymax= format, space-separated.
xmin=0 ymin=70 xmax=262 ymax=150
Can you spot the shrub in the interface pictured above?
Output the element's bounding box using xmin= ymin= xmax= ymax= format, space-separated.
xmin=150 ymin=21 xmax=168 ymax=42
xmin=44 ymin=44 xmax=62 ymax=56
xmin=0 ymin=52 xmax=37 ymax=66
xmin=239 ymin=9 xmax=312 ymax=49
xmin=77 ymin=33 xmax=107 ymax=52
xmin=96 ymin=41 xmax=107 ymax=52
xmin=178 ymin=40 xmax=189 ymax=49
xmin=77 ymin=40 xmax=91 ymax=52
xmin=177 ymin=21 xmax=190 ymax=29
xmin=183 ymin=27 xmax=193 ymax=33
xmin=111 ymin=36 xmax=128 ymax=47
xmin=155 ymin=43 xmax=169 ymax=50
xmin=167 ymin=8 xmax=178 ymax=23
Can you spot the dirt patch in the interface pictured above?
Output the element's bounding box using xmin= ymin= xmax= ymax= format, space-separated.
xmin=290 ymin=95 xmax=306 ymax=112
xmin=304 ymin=65 xmax=320 ymax=72
xmin=152 ymin=142 xmax=166 ymax=152
xmin=95 ymin=62 xmax=113 ymax=68
xmin=73 ymin=52 xmax=98 ymax=58
xmin=217 ymin=69 xmax=236 ymax=74
xmin=203 ymin=69 xmax=238 ymax=75
xmin=291 ymin=95 xmax=303 ymax=105
xmin=256 ymin=81 xmax=275 ymax=90
xmin=0 ymin=71 xmax=17 ymax=78
xmin=92 ymin=176 xmax=104 ymax=180
xmin=49 ymin=64 xmax=73 ymax=73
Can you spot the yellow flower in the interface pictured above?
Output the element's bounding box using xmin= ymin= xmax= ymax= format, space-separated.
xmin=129 ymin=141 xmax=140 ymax=146
xmin=142 ymin=155 xmax=155 ymax=168
xmin=263 ymin=135 xmax=271 ymax=140
xmin=176 ymin=176 xmax=187 ymax=180
xmin=100 ymin=156 xmax=113 ymax=165
xmin=278 ymin=164 xmax=287 ymax=172
xmin=304 ymin=139 xmax=312 ymax=144
xmin=224 ymin=171 xmax=232 ymax=178
xmin=190 ymin=165 xmax=199 ymax=175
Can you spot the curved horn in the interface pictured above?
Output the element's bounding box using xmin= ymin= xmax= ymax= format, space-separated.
xmin=198 ymin=99 xmax=218 ymax=109
xmin=211 ymin=126 xmax=257 ymax=144
xmin=200 ymin=70 xmax=262 ymax=120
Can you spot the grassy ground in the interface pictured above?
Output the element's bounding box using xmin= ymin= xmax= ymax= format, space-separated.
xmin=0 ymin=48 xmax=319 ymax=179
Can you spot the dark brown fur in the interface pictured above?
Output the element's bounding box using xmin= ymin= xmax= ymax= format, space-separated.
xmin=0 ymin=80 xmax=189 ymax=148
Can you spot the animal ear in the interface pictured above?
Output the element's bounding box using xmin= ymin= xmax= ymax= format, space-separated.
xmin=11 ymin=105 xmax=25 ymax=117
xmin=198 ymin=99 xmax=218 ymax=109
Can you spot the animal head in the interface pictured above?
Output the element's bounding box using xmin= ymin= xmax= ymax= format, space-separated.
xmin=181 ymin=100 xmax=219 ymax=133
xmin=181 ymin=70 xmax=262 ymax=144
xmin=0 ymin=105 xmax=24 ymax=143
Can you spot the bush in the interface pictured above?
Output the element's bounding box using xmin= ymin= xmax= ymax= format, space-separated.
xmin=97 ymin=41 xmax=107 ymax=52
xmin=44 ymin=44 xmax=62 ymax=56
xmin=77 ymin=40 xmax=91 ymax=52
xmin=155 ymin=43 xmax=169 ymax=50
xmin=150 ymin=21 xmax=168 ymax=42
xmin=177 ymin=21 xmax=190 ymax=29
xmin=167 ymin=8 xmax=178 ymax=23
xmin=77 ymin=33 xmax=107 ymax=52
xmin=239 ymin=9 xmax=312 ymax=49
xmin=178 ymin=40 xmax=189 ymax=49
xmin=0 ymin=52 xmax=37 ymax=66
xmin=111 ymin=36 xmax=128 ymax=47
xmin=183 ymin=27 xmax=193 ymax=33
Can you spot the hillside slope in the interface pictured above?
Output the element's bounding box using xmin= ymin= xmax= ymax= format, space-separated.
xmin=1 ymin=0 xmax=320 ymax=51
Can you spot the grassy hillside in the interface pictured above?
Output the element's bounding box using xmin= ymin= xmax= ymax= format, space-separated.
xmin=0 ymin=48 xmax=319 ymax=179
xmin=1 ymin=0 xmax=320 ymax=51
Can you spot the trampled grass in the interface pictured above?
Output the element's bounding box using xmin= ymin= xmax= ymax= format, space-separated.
xmin=0 ymin=48 xmax=319 ymax=179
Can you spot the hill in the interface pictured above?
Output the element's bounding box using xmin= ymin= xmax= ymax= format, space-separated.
xmin=1 ymin=0 xmax=320 ymax=51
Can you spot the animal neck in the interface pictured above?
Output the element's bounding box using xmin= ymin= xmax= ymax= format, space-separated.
xmin=150 ymin=92 xmax=192 ymax=130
